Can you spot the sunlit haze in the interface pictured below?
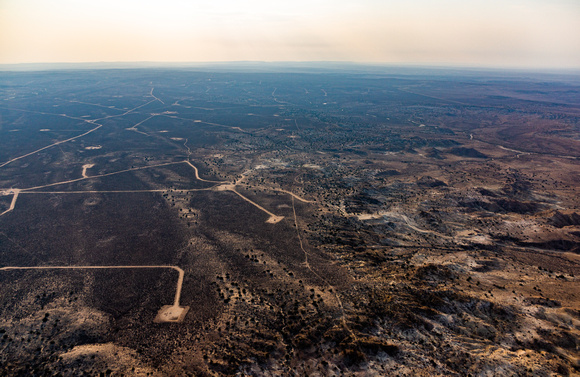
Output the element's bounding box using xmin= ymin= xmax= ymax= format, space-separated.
xmin=1 ymin=0 xmax=579 ymax=69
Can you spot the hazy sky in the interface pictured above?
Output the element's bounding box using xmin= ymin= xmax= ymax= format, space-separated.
xmin=1 ymin=0 xmax=579 ymax=68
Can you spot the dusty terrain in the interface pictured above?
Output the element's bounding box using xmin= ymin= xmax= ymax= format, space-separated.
xmin=0 ymin=67 xmax=579 ymax=376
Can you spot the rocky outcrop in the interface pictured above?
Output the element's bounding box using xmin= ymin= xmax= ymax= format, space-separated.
xmin=447 ymin=147 xmax=488 ymax=159
xmin=548 ymin=211 xmax=580 ymax=228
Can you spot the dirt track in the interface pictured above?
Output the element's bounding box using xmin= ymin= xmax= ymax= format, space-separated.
xmin=0 ymin=265 xmax=184 ymax=307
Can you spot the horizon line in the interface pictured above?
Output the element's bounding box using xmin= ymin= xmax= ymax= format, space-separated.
xmin=0 ymin=61 xmax=579 ymax=74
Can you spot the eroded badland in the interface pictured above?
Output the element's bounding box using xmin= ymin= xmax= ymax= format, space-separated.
xmin=0 ymin=68 xmax=579 ymax=376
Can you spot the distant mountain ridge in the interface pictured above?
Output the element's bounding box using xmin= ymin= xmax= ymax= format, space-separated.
xmin=1 ymin=61 xmax=578 ymax=79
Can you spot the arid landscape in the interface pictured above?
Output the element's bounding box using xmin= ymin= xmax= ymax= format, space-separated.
xmin=0 ymin=66 xmax=579 ymax=376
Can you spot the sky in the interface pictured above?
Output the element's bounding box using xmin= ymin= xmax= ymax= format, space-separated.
xmin=1 ymin=0 xmax=579 ymax=69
